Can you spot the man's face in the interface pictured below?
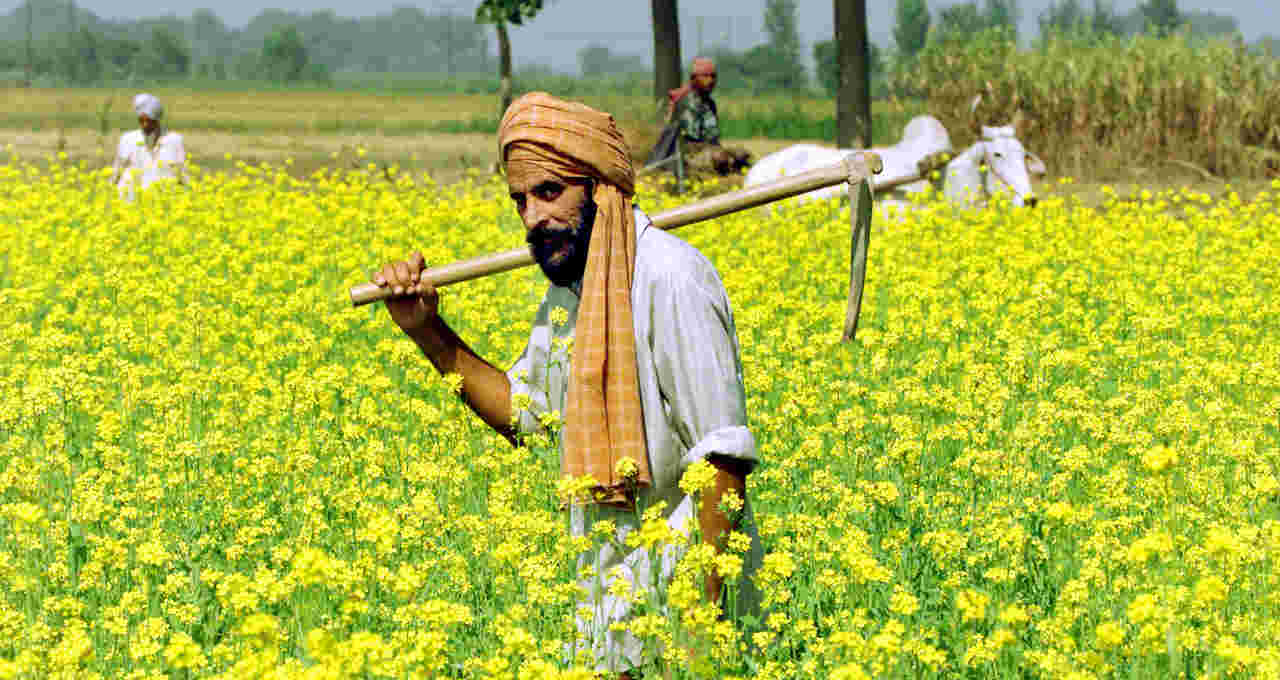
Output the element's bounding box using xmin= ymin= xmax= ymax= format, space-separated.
xmin=138 ymin=114 xmax=158 ymax=135
xmin=508 ymin=169 xmax=597 ymax=287
xmin=692 ymin=71 xmax=716 ymax=93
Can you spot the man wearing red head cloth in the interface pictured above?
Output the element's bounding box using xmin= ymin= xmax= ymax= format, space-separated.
xmin=649 ymin=56 xmax=752 ymax=176
xmin=668 ymin=56 xmax=721 ymax=146
xmin=371 ymin=92 xmax=762 ymax=676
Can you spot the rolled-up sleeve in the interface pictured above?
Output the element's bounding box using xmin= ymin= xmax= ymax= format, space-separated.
xmin=648 ymin=266 xmax=757 ymax=475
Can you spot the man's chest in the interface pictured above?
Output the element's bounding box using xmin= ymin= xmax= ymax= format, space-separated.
xmin=689 ymin=99 xmax=717 ymax=131
xmin=123 ymin=137 xmax=175 ymax=165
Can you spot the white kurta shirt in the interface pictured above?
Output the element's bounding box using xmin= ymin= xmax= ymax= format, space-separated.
xmin=507 ymin=208 xmax=763 ymax=672
xmin=114 ymin=129 xmax=186 ymax=199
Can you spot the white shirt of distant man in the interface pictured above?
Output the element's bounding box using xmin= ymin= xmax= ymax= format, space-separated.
xmin=113 ymin=93 xmax=186 ymax=200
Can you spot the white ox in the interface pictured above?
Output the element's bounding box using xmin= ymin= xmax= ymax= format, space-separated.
xmin=745 ymin=115 xmax=1046 ymax=209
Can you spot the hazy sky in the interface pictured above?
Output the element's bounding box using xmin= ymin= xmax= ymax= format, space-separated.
xmin=3 ymin=0 xmax=1274 ymax=73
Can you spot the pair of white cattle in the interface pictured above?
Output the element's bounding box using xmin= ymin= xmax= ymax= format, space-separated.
xmin=744 ymin=115 xmax=1046 ymax=210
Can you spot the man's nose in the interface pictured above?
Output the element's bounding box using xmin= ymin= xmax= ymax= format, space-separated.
xmin=523 ymin=201 xmax=548 ymax=230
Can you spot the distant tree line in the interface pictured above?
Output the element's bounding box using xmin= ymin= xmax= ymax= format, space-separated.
xmin=911 ymin=0 xmax=1253 ymax=52
xmin=1036 ymin=0 xmax=1251 ymax=44
xmin=817 ymin=0 xmax=1270 ymax=100
xmin=0 ymin=0 xmax=1271 ymax=92
xmin=691 ymin=0 xmax=1265 ymax=100
xmin=577 ymin=45 xmax=646 ymax=78
xmin=0 ymin=0 xmax=492 ymax=84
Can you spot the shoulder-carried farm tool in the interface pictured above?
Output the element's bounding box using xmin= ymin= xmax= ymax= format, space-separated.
xmin=349 ymin=152 xmax=883 ymax=342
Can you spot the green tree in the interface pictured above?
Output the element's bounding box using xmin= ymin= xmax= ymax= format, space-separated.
xmin=23 ymin=0 xmax=34 ymax=85
xmin=763 ymin=0 xmax=805 ymax=89
xmin=476 ymin=0 xmax=544 ymax=116
xmin=934 ymin=0 xmax=1019 ymax=44
xmin=100 ymin=35 xmax=141 ymax=78
xmin=68 ymin=26 xmax=100 ymax=83
xmin=189 ymin=9 xmax=226 ymax=74
xmin=1183 ymin=10 xmax=1239 ymax=41
xmin=1255 ymin=35 xmax=1279 ymax=57
xmin=1039 ymin=0 xmax=1087 ymax=37
xmin=261 ymin=25 xmax=308 ymax=82
xmin=893 ymin=0 xmax=930 ymax=59
xmin=577 ymin=44 xmax=644 ymax=76
xmin=1037 ymin=0 xmax=1123 ymax=44
xmin=1089 ymin=0 xmax=1122 ymax=36
xmin=578 ymin=44 xmax=610 ymax=76
xmin=138 ymin=26 xmax=189 ymax=78
xmin=814 ymin=39 xmax=837 ymax=95
xmin=934 ymin=2 xmax=987 ymax=44
xmin=1139 ymin=0 xmax=1180 ymax=36
xmin=1038 ymin=0 xmax=1120 ymax=41
xmin=984 ymin=0 xmax=1021 ymax=39
xmin=706 ymin=44 xmax=772 ymax=93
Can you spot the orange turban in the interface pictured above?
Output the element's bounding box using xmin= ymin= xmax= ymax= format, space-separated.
xmin=498 ymin=92 xmax=650 ymax=507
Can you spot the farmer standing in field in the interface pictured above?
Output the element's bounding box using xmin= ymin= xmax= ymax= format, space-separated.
xmin=111 ymin=93 xmax=186 ymax=200
xmin=650 ymin=56 xmax=752 ymax=176
xmin=371 ymin=92 xmax=762 ymax=676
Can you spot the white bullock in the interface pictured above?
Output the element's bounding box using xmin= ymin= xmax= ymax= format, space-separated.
xmin=942 ymin=125 xmax=1046 ymax=208
xmin=745 ymin=115 xmax=1046 ymax=209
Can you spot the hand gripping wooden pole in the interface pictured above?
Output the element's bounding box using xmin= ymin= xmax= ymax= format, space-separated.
xmin=350 ymin=152 xmax=883 ymax=336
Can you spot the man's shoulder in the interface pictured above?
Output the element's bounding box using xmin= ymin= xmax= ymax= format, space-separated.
xmin=677 ymin=89 xmax=709 ymax=109
xmin=691 ymin=90 xmax=715 ymax=110
xmin=636 ymin=217 xmax=724 ymax=294
xmin=674 ymin=92 xmax=696 ymax=114
xmin=119 ymin=130 xmax=143 ymax=144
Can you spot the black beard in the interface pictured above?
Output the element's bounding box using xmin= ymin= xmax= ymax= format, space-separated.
xmin=526 ymin=197 xmax=597 ymax=288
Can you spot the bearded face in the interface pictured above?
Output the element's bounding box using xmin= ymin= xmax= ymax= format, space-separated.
xmin=525 ymin=194 xmax=597 ymax=287
xmin=138 ymin=114 xmax=159 ymax=136
xmin=692 ymin=71 xmax=717 ymax=94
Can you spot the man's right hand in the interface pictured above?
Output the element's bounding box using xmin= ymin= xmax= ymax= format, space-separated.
xmin=373 ymin=251 xmax=440 ymax=336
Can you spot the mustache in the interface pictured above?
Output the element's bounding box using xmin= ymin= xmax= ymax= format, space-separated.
xmin=525 ymin=224 xmax=574 ymax=248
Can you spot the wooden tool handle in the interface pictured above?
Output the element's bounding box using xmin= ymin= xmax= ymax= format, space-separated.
xmin=350 ymin=151 xmax=882 ymax=307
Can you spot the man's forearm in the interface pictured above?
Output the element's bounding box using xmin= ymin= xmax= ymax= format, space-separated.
xmin=408 ymin=317 xmax=517 ymax=443
xmin=699 ymin=455 xmax=750 ymax=604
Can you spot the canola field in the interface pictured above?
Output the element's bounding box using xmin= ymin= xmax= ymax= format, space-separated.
xmin=0 ymin=158 xmax=1278 ymax=680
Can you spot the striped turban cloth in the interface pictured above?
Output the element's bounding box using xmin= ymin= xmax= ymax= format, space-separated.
xmin=497 ymin=92 xmax=649 ymax=507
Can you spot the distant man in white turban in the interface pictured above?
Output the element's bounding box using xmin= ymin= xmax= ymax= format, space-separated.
xmin=111 ymin=93 xmax=186 ymax=199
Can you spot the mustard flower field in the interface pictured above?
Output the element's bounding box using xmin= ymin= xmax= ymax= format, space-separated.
xmin=1 ymin=158 xmax=1278 ymax=680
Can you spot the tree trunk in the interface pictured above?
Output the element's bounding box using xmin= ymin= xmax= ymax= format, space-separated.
xmin=651 ymin=0 xmax=682 ymax=116
xmin=495 ymin=20 xmax=513 ymax=118
xmin=834 ymin=0 xmax=871 ymax=148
